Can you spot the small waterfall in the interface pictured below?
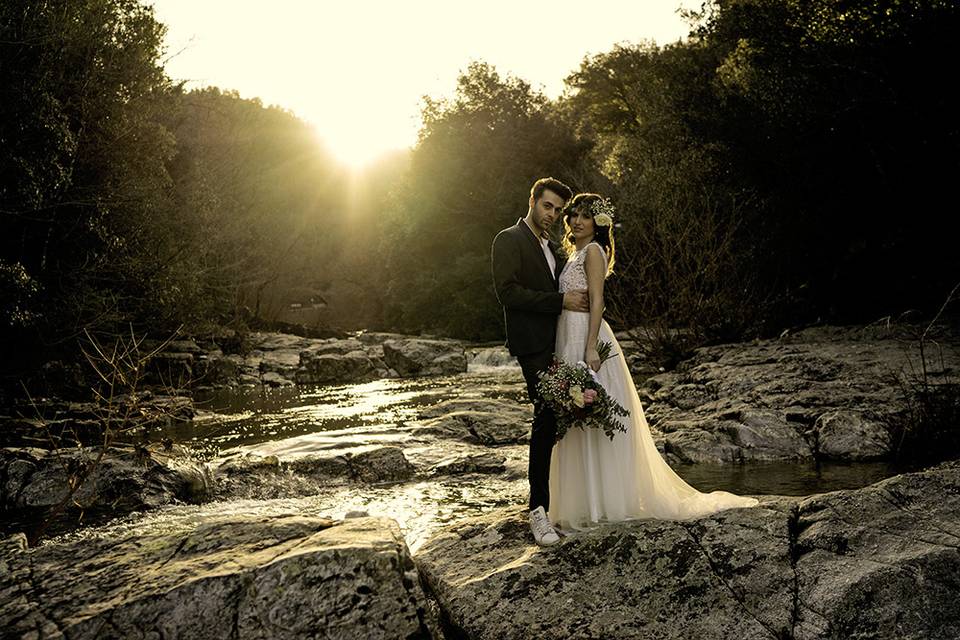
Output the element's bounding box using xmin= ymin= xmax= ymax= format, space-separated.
xmin=467 ymin=346 xmax=520 ymax=372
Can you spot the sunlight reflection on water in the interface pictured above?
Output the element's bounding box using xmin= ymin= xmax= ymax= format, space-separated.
xmin=180 ymin=373 xmax=515 ymax=457
xmin=141 ymin=368 xmax=912 ymax=550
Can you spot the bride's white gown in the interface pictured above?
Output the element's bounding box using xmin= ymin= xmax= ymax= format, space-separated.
xmin=548 ymin=242 xmax=759 ymax=530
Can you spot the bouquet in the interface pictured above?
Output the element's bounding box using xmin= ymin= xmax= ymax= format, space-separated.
xmin=536 ymin=344 xmax=630 ymax=441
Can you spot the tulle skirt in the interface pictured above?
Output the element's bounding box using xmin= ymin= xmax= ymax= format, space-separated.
xmin=548 ymin=311 xmax=759 ymax=530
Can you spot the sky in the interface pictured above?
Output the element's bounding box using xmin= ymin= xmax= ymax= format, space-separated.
xmin=152 ymin=1 xmax=701 ymax=168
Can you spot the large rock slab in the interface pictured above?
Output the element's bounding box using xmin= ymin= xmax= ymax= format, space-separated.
xmin=417 ymin=502 xmax=792 ymax=639
xmin=792 ymin=461 xmax=960 ymax=638
xmin=416 ymin=461 xmax=960 ymax=640
xmin=663 ymin=409 xmax=813 ymax=463
xmin=1 ymin=514 xmax=432 ymax=639
xmin=192 ymin=332 xmax=394 ymax=388
xmin=288 ymin=446 xmax=417 ymax=484
xmin=642 ymin=327 xmax=960 ymax=462
xmin=296 ymin=350 xmax=381 ymax=385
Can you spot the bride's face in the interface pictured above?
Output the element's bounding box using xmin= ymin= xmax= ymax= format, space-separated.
xmin=566 ymin=209 xmax=595 ymax=242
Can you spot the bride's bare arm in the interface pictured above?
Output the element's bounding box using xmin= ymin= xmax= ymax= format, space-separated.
xmin=584 ymin=244 xmax=606 ymax=371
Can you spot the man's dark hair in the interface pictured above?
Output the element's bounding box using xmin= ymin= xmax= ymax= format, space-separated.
xmin=530 ymin=177 xmax=572 ymax=203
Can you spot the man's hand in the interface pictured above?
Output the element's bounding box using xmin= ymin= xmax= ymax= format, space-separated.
xmin=562 ymin=289 xmax=590 ymax=312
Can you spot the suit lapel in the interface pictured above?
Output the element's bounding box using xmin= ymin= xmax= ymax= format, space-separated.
xmin=549 ymin=240 xmax=566 ymax=288
xmin=517 ymin=219 xmax=556 ymax=284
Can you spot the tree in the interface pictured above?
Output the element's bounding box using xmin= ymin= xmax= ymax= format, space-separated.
xmin=381 ymin=62 xmax=592 ymax=340
xmin=1 ymin=0 xmax=177 ymax=371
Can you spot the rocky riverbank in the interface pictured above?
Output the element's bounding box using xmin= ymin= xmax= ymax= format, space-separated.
xmin=641 ymin=325 xmax=959 ymax=464
xmin=3 ymin=460 xmax=958 ymax=639
xmin=2 ymin=324 xmax=958 ymax=638
xmin=417 ymin=460 xmax=960 ymax=640
xmin=3 ymin=324 xmax=957 ymax=539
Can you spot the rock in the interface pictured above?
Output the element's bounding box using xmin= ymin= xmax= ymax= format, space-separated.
xmin=137 ymin=393 xmax=196 ymax=426
xmin=1 ymin=446 xmax=212 ymax=523
xmin=212 ymin=327 xmax=247 ymax=355
xmin=296 ymin=351 xmax=377 ymax=385
xmin=249 ymin=331 xmax=314 ymax=352
xmin=301 ymin=337 xmax=367 ymax=356
xmin=287 ymin=447 xmax=416 ymax=484
xmin=195 ymin=353 xmax=241 ymax=386
xmin=165 ymin=339 xmax=203 ymax=354
xmin=146 ymin=352 xmax=194 ymax=385
xmin=663 ymin=427 xmax=743 ymax=464
xmin=430 ymin=452 xmax=507 ymax=476
xmin=642 ymin=330 xmax=960 ymax=463
xmin=813 ymin=410 xmax=891 ymax=460
xmin=663 ymin=409 xmax=812 ymax=463
xmin=354 ymin=331 xmax=410 ymax=345
xmin=417 ymin=502 xmax=792 ymax=639
xmin=215 ymin=452 xmax=282 ymax=476
xmin=349 ymin=447 xmax=417 ymax=483
xmin=467 ymin=346 xmax=518 ymax=371
xmin=416 ymin=462 xmax=960 ymax=640
xmin=792 ymin=461 xmax=960 ymax=638
xmin=382 ymin=339 xmax=467 ymax=377
xmin=412 ymin=400 xmax=531 ymax=445
xmin=256 ymin=348 xmax=301 ymax=375
xmin=0 ymin=514 xmax=432 ymax=639
xmin=261 ymin=371 xmax=294 ymax=387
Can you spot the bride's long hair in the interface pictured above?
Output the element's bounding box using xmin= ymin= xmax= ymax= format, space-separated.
xmin=563 ymin=193 xmax=616 ymax=277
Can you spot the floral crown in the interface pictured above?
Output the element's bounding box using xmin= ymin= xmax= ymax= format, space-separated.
xmin=588 ymin=198 xmax=616 ymax=227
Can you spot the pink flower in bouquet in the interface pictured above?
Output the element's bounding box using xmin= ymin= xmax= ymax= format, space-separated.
xmin=583 ymin=388 xmax=598 ymax=405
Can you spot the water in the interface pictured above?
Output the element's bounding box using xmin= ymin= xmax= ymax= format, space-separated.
xmin=74 ymin=364 xmax=909 ymax=549
xmin=172 ymin=366 xmax=906 ymax=497
xmin=177 ymin=372 xmax=526 ymax=458
xmin=679 ymin=459 xmax=907 ymax=496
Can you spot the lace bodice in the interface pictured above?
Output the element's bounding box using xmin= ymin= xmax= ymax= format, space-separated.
xmin=559 ymin=242 xmax=606 ymax=294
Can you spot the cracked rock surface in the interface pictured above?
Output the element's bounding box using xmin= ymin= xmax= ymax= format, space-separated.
xmin=416 ymin=461 xmax=960 ymax=640
xmin=641 ymin=326 xmax=960 ymax=463
xmin=1 ymin=514 xmax=432 ymax=639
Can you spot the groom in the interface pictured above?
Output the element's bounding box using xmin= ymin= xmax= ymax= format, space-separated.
xmin=491 ymin=177 xmax=588 ymax=546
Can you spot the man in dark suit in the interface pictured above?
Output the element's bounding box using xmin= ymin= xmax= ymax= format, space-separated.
xmin=491 ymin=177 xmax=588 ymax=545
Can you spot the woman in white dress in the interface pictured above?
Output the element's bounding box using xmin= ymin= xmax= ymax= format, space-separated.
xmin=548 ymin=193 xmax=759 ymax=531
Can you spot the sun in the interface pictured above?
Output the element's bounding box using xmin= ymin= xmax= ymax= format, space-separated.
xmin=324 ymin=134 xmax=397 ymax=171
xmin=306 ymin=109 xmax=415 ymax=171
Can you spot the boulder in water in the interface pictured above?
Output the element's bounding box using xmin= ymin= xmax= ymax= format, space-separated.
xmin=382 ymin=339 xmax=467 ymax=377
xmin=430 ymin=452 xmax=507 ymax=476
xmin=1 ymin=445 xmax=212 ymax=531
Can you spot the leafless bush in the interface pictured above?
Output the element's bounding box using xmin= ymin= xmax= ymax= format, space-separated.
xmin=21 ymin=325 xmax=185 ymax=542
xmin=891 ymin=283 xmax=960 ymax=462
xmin=606 ymin=162 xmax=768 ymax=369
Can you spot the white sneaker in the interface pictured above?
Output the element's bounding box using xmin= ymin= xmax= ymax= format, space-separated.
xmin=529 ymin=506 xmax=560 ymax=546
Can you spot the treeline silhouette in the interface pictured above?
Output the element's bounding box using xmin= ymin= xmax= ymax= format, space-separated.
xmin=2 ymin=0 xmax=957 ymax=382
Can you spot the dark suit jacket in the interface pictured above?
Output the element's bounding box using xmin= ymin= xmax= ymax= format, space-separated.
xmin=491 ymin=219 xmax=567 ymax=356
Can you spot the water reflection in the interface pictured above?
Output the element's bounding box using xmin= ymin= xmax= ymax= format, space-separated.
xmin=678 ymin=459 xmax=909 ymax=496
xmin=167 ymin=370 xmax=911 ymax=532
xmin=179 ymin=372 xmax=523 ymax=457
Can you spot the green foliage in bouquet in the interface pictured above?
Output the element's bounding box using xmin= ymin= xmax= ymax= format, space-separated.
xmin=536 ymin=353 xmax=630 ymax=441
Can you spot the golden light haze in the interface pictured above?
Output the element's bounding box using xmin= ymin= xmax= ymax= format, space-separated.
xmin=153 ymin=1 xmax=700 ymax=168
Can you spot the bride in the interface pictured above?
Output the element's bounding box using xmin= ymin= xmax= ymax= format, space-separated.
xmin=548 ymin=193 xmax=759 ymax=532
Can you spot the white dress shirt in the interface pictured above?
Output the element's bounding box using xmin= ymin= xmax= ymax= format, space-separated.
xmin=524 ymin=218 xmax=556 ymax=279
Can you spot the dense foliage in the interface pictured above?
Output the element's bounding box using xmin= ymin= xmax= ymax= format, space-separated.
xmin=2 ymin=0 xmax=957 ymax=382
